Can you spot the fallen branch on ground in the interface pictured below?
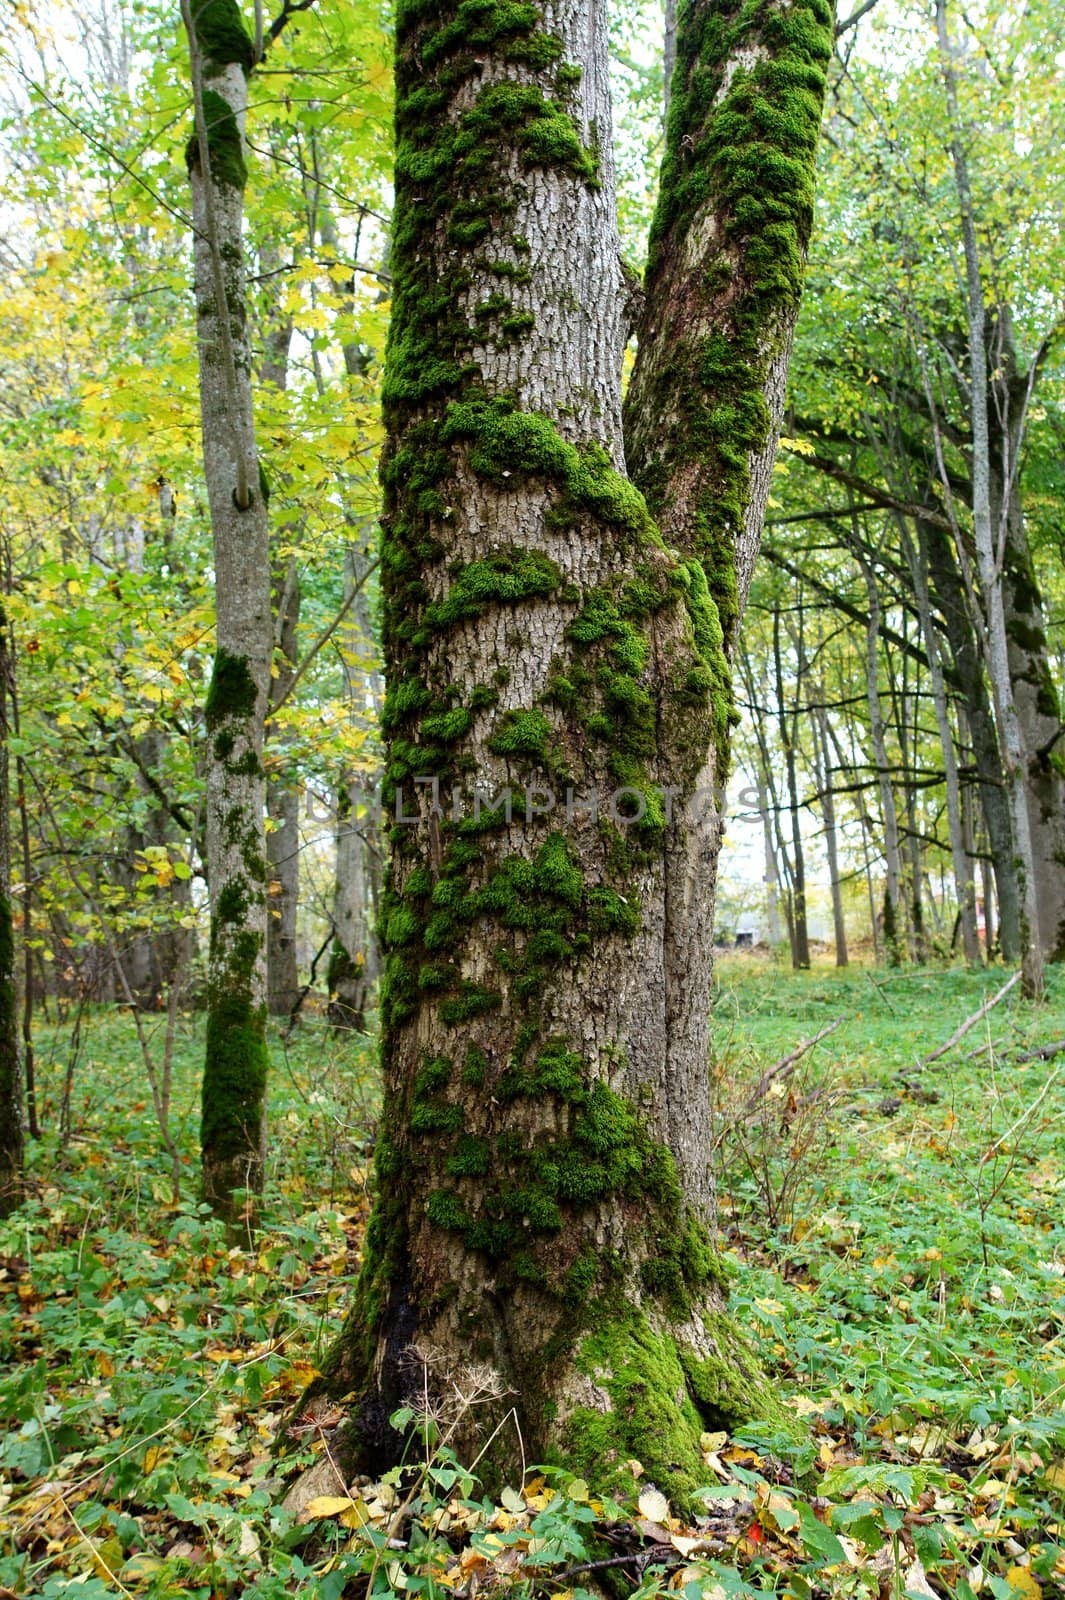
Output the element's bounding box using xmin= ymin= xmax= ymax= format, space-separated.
xmin=744 ymin=1017 xmax=844 ymax=1112
xmin=919 ymin=971 xmax=1020 ymax=1067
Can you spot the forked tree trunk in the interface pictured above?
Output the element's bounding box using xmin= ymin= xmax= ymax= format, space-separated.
xmin=184 ymin=0 xmax=272 ymax=1216
xmin=314 ymin=0 xmax=832 ymax=1496
xmin=937 ymin=0 xmax=1042 ymax=997
xmin=0 ymin=604 xmax=22 ymax=1217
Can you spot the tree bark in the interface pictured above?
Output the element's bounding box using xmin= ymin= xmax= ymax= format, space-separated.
xmin=813 ymin=700 xmax=847 ymax=966
xmin=328 ymin=543 xmax=381 ymax=1034
xmin=899 ymin=518 xmax=980 ymax=964
xmin=313 ymin=0 xmax=833 ymax=1496
xmin=988 ymin=309 xmax=1065 ymax=961
xmin=936 ymin=0 xmax=1042 ymax=997
xmin=858 ymin=557 xmax=902 ymax=963
xmin=775 ymin=610 xmax=810 ymax=968
xmin=184 ymin=0 xmax=273 ymax=1217
xmin=923 ymin=513 xmax=1021 ymax=961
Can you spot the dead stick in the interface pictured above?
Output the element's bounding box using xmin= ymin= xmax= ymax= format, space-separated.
xmin=744 ymin=1017 xmax=844 ymax=1111
xmin=919 ymin=970 xmax=1021 ymax=1067
xmin=1012 ymin=1036 xmax=1065 ymax=1065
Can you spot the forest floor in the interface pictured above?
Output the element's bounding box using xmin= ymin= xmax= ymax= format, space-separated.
xmin=2 ymin=959 xmax=1065 ymax=1599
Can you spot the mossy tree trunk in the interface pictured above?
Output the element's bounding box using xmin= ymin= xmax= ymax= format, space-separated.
xmin=316 ymin=0 xmax=831 ymax=1498
xmin=0 ymin=603 xmax=22 ymax=1218
xmin=184 ymin=0 xmax=272 ymax=1217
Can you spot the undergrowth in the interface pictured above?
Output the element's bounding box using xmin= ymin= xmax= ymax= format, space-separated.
xmin=0 ymin=962 xmax=1063 ymax=1598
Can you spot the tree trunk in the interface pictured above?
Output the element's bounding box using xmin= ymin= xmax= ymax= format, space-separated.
xmin=328 ymin=546 xmax=380 ymax=1034
xmin=813 ymin=701 xmax=847 ymax=966
xmin=989 ymin=309 xmax=1065 ymax=961
xmin=775 ymin=612 xmax=810 ymax=969
xmin=900 ymin=519 xmax=980 ymax=964
xmin=267 ymin=559 xmax=301 ymax=1016
xmin=923 ymin=512 xmax=1021 ymax=961
xmin=313 ymin=0 xmax=832 ymax=1496
xmin=859 ymin=557 xmax=902 ymax=963
xmin=0 ymin=603 xmax=22 ymax=1217
xmin=184 ymin=0 xmax=273 ymax=1216
xmin=937 ymin=0 xmax=1042 ymax=997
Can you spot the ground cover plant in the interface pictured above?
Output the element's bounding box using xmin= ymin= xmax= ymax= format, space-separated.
xmin=2 ymin=959 xmax=1065 ymax=1598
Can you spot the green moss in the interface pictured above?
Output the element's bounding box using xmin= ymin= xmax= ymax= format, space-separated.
xmin=561 ymin=1301 xmax=791 ymax=1505
xmin=487 ymin=708 xmax=554 ymax=761
xmin=201 ymin=991 xmax=268 ymax=1165
xmin=215 ymin=880 xmax=249 ymax=926
xmin=461 ymin=1046 xmax=488 ymax=1086
xmin=421 ymin=548 xmax=561 ymax=634
xmin=447 ymin=1134 xmax=491 ymax=1176
xmin=186 ymin=88 xmax=248 ymax=192
xmin=205 ymin=649 xmax=258 ymax=729
xmin=439 ymin=981 xmax=503 ymax=1023
xmin=626 ymin=0 xmax=833 ymax=649
xmin=189 ymin=0 xmax=256 ymax=74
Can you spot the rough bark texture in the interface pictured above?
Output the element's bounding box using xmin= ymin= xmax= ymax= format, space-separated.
xmin=625 ymin=0 xmax=831 ymax=1000
xmin=0 ymin=605 xmax=22 ymax=1218
xmin=185 ymin=0 xmax=273 ymax=1215
xmin=315 ymin=0 xmax=831 ymax=1498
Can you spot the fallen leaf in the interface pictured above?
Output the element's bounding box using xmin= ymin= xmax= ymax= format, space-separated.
xmin=638 ymin=1486 xmax=670 ymax=1522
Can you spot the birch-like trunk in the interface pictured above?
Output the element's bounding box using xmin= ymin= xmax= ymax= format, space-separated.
xmin=184 ymin=0 xmax=273 ymax=1214
xmin=312 ymin=0 xmax=833 ymax=1495
xmin=813 ymin=701 xmax=847 ymax=966
xmin=936 ymin=0 xmax=1042 ymax=997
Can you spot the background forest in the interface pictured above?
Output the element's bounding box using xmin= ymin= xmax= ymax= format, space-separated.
xmin=2 ymin=0 xmax=1065 ymax=1596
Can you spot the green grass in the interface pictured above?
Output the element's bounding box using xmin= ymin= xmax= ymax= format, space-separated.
xmin=2 ymin=965 xmax=1065 ymax=1597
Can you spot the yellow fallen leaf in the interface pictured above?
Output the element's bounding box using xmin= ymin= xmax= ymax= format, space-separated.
xmin=1005 ymin=1567 xmax=1041 ymax=1600
xmin=1045 ymin=1464 xmax=1065 ymax=1489
xmin=304 ymin=1495 xmax=361 ymax=1519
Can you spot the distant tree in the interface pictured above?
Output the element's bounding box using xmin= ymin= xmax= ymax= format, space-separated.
xmin=183 ymin=0 xmax=272 ymax=1217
